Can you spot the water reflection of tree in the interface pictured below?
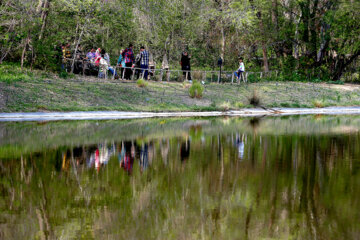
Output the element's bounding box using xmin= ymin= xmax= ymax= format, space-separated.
xmin=0 ymin=132 xmax=359 ymax=239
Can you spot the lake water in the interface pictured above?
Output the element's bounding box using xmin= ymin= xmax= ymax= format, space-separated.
xmin=0 ymin=115 xmax=359 ymax=239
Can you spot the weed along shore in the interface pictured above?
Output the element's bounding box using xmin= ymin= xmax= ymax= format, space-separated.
xmin=1 ymin=65 xmax=360 ymax=113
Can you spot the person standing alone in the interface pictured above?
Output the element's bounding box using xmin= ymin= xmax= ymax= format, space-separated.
xmin=181 ymin=51 xmax=191 ymax=81
xmin=140 ymin=46 xmax=149 ymax=80
xmin=237 ymin=57 xmax=245 ymax=83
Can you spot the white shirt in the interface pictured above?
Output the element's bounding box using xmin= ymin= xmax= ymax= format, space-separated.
xmin=99 ymin=58 xmax=109 ymax=70
xmin=238 ymin=62 xmax=245 ymax=72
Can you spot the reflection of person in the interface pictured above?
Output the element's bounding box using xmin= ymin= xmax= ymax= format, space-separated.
xmin=160 ymin=139 xmax=169 ymax=165
xmin=180 ymin=138 xmax=190 ymax=162
xmin=180 ymin=51 xmax=191 ymax=81
xmin=120 ymin=141 xmax=134 ymax=174
xmin=236 ymin=133 xmax=245 ymax=160
xmin=139 ymin=143 xmax=149 ymax=172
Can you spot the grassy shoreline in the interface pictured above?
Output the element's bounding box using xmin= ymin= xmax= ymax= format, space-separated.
xmin=1 ymin=64 xmax=360 ymax=112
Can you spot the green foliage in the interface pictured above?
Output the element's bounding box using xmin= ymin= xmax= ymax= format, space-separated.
xmin=136 ymin=79 xmax=148 ymax=88
xmin=189 ymin=81 xmax=204 ymax=98
xmin=1 ymin=0 xmax=359 ymax=81
xmin=312 ymin=99 xmax=325 ymax=108
xmin=0 ymin=63 xmax=31 ymax=84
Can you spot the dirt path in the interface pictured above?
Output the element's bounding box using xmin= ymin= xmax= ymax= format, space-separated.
xmin=320 ymin=83 xmax=360 ymax=91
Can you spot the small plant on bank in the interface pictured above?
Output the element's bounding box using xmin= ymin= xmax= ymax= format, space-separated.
xmin=189 ymin=81 xmax=204 ymax=98
xmin=312 ymin=99 xmax=325 ymax=108
xmin=137 ymin=79 xmax=148 ymax=88
xmin=248 ymin=90 xmax=260 ymax=107
xmin=232 ymin=101 xmax=245 ymax=109
xmin=219 ymin=101 xmax=231 ymax=111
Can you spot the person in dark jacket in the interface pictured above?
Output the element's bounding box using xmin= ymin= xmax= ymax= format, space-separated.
xmin=180 ymin=51 xmax=191 ymax=81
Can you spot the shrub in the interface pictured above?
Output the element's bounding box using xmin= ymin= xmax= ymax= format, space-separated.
xmin=247 ymin=73 xmax=260 ymax=83
xmin=189 ymin=81 xmax=204 ymax=98
xmin=219 ymin=101 xmax=231 ymax=111
xmin=233 ymin=101 xmax=245 ymax=109
xmin=137 ymin=79 xmax=148 ymax=88
xmin=312 ymin=99 xmax=325 ymax=108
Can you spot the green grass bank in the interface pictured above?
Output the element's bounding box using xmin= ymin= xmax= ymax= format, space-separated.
xmin=1 ymin=63 xmax=360 ymax=112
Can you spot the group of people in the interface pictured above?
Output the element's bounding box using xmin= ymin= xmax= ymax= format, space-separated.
xmin=83 ymin=44 xmax=152 ymax=79
xmin=60 ymin=43 xmax=152 ymax=79
xmin=60 ymin=42 xmax=246 ymax=82
xmin=116 ymin=44 xmax=151 ymax=80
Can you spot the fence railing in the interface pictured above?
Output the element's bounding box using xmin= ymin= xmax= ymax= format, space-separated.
xmin=63 ymin=58 xmax=279 ymax=84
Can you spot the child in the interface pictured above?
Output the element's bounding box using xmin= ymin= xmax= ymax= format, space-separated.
xmin=237 ymin=58 xmax=245 ymax=82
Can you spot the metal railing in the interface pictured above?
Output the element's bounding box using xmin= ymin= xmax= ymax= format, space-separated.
xmin=63 ymin=58 xmax=279 ymax=84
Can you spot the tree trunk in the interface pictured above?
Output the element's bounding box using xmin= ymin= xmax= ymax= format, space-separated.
xmin=71 ymin=26 xmax=85 ymax=73
xmin=259 ymin=17 xmax=269 ymax=72
xmin=220 ymin=24 xmax=225 ymax=61
xmin=249 ymin=0 xmax=269 ymax=72
xmin=271 ymin=0 xmax=278 ymax=31
xmin=21 ymin=36 xmax=30 ymax=69
xmin=38 ymin=0 xmax=50 ymax=40
xmin=332 ymin=50 xmax=360 ymax=80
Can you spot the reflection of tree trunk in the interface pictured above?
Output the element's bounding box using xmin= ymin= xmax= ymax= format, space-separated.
xmin=299 ymin=138 xmax=323 ymax=239
xmin=36 ymin=209 xmax=46 ymax=240
xmin=308 ymin=145 xmax=321 ymax=240
xmin=268 ymin=139 xmax=279 ymax=236
xmin=261 ymin=138 xmax=268 ymax=169
xmin=245 ymin=206 xmax=252 ymax=240
xmin=213 ymin=134 xmax=224 ymax=236
xmin=31 ymin=155 xmax=53 ymax=239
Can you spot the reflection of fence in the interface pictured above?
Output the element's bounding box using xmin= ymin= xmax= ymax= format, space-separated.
xmin=63 ymin=58 xmax=279 ymax=84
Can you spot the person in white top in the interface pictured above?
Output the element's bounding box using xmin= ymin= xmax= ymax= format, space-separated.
xmin=237 ymin=57 xmax=245 ymax=82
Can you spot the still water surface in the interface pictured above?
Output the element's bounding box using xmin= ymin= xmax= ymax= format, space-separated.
xmin=0 ymin=115 xmax=359 ymax=239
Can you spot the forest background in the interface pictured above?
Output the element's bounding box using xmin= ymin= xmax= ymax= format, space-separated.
xmin=0 ymin=0 xmax=359 ymax=82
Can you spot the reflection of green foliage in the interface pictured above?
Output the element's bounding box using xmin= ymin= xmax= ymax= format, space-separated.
xmin=189 ymin=125 xmax=203 ymax=142
xmin=2 ymin=116 xmax=360 ymax=159
xmin=0 ymin=117 xmax=360 ymax=239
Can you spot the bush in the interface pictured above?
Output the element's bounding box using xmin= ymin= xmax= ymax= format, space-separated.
xmin=137 ymin=79 xmax=148 ymax=88
xmin=189 ymin=81 xmax=204 ymax=98
xmin=312 ymin=99 xmax=325 ymax=108
xmin=219 ymin=101 xmax=231 ymax=111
